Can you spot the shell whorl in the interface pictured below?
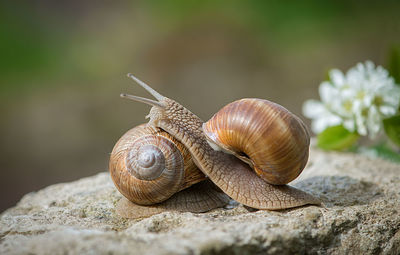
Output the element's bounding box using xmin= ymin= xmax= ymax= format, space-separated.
xmin=109 ymin=124 xmax=205 ymax=205
xmin=203 ymin=98 xmax=310 ymax=185
xmin=126 ymin=135 xmax=182 ymax=181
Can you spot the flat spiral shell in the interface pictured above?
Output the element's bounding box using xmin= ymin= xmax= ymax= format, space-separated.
xmin=126 ymin=136 xmax=180 ymax=181
xmin=203 ymin=98 xmax=310 ymax=185
xmin=109 ymin=124 xmax=205 ymax=205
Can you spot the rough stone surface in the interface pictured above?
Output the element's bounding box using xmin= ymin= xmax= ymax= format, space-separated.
xmin=1 ymin=146 xmax=400 ymax=255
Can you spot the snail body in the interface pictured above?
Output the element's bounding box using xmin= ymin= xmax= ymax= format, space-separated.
xmin=116 ymin=180 xmax=230 ymax=218
xmin=148 ymin=97 xmax=319 ymax=210
xmin=110 ymin=74 xmax=320 ymax=217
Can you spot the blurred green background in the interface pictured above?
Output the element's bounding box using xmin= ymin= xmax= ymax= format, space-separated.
xmin=1 ymin=0 xmax=399 ymax=212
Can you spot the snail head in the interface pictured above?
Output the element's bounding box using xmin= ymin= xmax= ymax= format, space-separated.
xmin=121 ymin=74 xmax=194 ymax=130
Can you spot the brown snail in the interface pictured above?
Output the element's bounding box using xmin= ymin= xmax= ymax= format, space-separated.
xmin=203 ymin=98 xmax=310 ymax=185
xmin=110 ymin=74 xmax=320 ymax=218
xmin=109 ymin=124 xmax=230 ymax=218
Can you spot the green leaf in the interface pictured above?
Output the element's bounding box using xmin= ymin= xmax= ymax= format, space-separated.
xmin=383 ymin=115 xmax=400 ymax=146
xmin=387 ymin=46 xmax=400 ymax=85
xmin=317 ymin=125 xmax=359 ymax=151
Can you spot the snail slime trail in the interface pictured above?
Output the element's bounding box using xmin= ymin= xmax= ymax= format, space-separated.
xmin=110 ymin=74 xmax=321 ymax=218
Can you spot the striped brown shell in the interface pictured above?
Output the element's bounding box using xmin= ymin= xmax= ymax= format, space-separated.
xmin=109 ymin=124 xmax=206 ymax=205
xmin=203 ymin=98 xmax=310 ymax=185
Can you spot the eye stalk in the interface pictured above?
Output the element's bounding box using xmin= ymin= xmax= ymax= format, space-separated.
xmin=120 ymin=73 xmax=166 ymax=108
xmin=120 ymin=93 xmax=164 ymax=108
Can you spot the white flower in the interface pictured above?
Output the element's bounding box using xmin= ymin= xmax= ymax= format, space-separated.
xmin=303 ymin=61 xmax=400 ymax=138
xmin=302 ymin=99 xmax=342 ymax=133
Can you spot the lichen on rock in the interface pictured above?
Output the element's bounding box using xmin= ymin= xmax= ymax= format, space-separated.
xmin=1 ymin=147 xmax=399 ymax=255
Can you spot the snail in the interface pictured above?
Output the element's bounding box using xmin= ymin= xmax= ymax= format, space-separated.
xmin=110 ymin=74 xmax=320 ymax=218
xmin=203 ymin=98 xmax=311 ymax=185
xmin=109 ymin=123 xmax=230 ymax=218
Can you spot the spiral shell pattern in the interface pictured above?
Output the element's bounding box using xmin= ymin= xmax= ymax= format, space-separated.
xmin=110 ymin=124 xmax=205 ymax=205
xmin=126 ymin=136 xmax=179 ymax=181
xmin=203 ymin=98 xmax=310 ymax=185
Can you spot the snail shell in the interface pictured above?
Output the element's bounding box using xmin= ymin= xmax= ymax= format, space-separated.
xmin=203 ymin=98 xmax=310 ymax=185
xmin=115 ymin=74 xmax=320 ymax=214
xmin=109 ymin=124 xmax=206 ymax=205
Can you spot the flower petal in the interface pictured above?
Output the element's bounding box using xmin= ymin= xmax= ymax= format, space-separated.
xmin=355 ymin=110 xmax=367 ymax=136
xmin=329 ymin=69 xmax=345 ymax=87
xmin=367 ymin=106 xmax=381 ymax=138
xmin=311 ymin=114 xmax=341 ymax=134
xmin=319 ymin=82 xmax=339 ymax=103
xmin=343 ymin=119 xmax=356 ymax=132
xmin=379 ymin=105 xmax=397 ymax=116
xmin=302 ymin=100 xmax=327 ymax=118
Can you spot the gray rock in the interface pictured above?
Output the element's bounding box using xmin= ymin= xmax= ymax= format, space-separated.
xmin=1 ymin=147 xmax=400 ymax=255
